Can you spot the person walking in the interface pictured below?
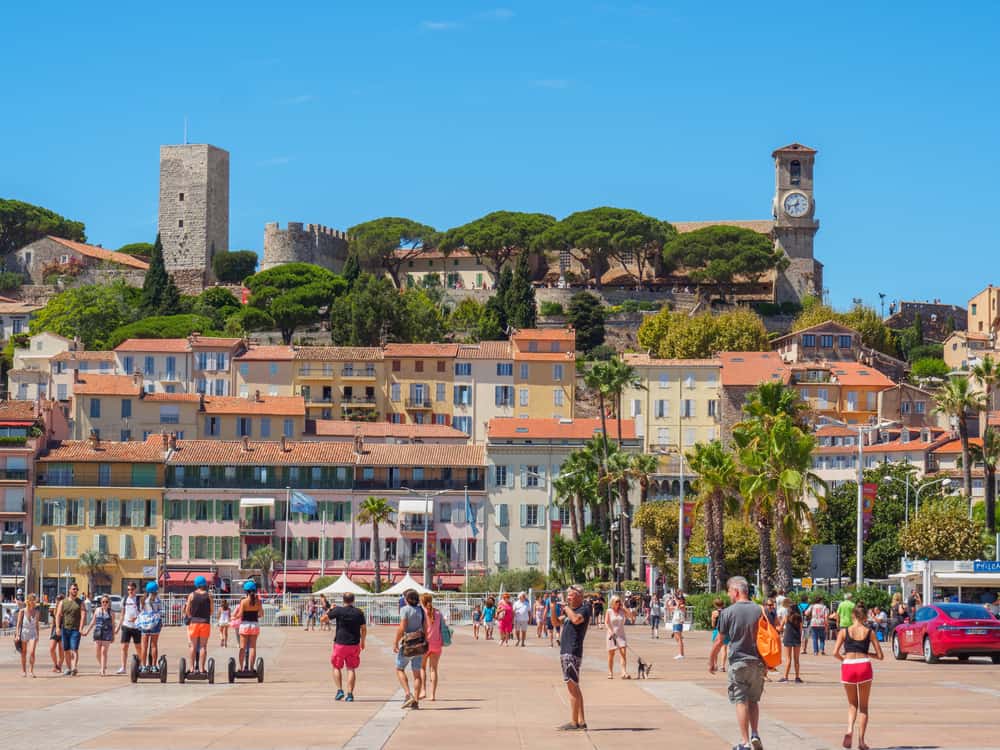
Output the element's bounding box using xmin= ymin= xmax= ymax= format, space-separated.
xmin=117 ymin=582 xmax=142 ymax=674
xmin=798 ymin=594 xmax=810 ymax=655
xmin=48 ymin=593 xmax=64 ymax=673
xmin=806 ymin=596 xmax=830 ymax=655
xmin=555 ymin=585 xmax=592 ymax=731
xmin=54 ymin=583 xmax=87 ymax=676
xmin=305 ymin=597 xmax=318 ymax=632
xmin=137 ymin=581 xmax=163 ymax=672
xmin=534 ymin=595 xmax=545 ymax=639
xmin=419 ymin=592 xmax=448 ymax=701
xmin=671 ymin=592 xmax=687 ymax=660
xmin=834 ymin=604 xmax=884 ymax=750
xmin=482 ymin=597 xmax=496 ymax=641
xmin=184 ymin=576 xmax=213 ymax=676
xmin=837 ymin=592 xmax=856 ymax=630
xmin=649 ymin=594 xmax=663 ymax=639
xmin=710 ymin=598 xmax=729 ymax=671
xmin=513 ymin=592 xmax=531 ymax=647
xmin=16 ymin=594 xmax=39 ymax=677
xmin=322 ymin=592 xmax=366 ymax=703
xmin=472 ymin=604 xmax=482 ymax=640
xmin=778 ymin=606 xmax=803 ymax=683
xmin=709 ymin=576 xmax=766 ymax=750
xmin=83 ymin=595 xmax=118 ymax=676
xmin=218 ymin=601 xmax=231 ymax=647
xmin=319 ymin=594 xmax=331 ymax=631
xmin=605 ymin=595 xmax=635 ymax=679
xmin=497 ymin=592 xmax=514 ymax=646
xmin=393 ymin=589 xmax=428 ymax=710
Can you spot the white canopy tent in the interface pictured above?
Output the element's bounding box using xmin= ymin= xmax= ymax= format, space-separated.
xmin=314 ymin=573 xmax=367 ymax=596
xmin=397 ymin=499 xmax=434 ymax=514
xmin=381 ymin=573 xmax=431 ymax=596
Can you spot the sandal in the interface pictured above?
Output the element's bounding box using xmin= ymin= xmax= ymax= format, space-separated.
xmin=607 ymin=674 xmax=614 ymax=680
xmin=621 ymin=674 xmax=631 ymax=679
xmin=842 ymin=732 xmax=852 ymax=748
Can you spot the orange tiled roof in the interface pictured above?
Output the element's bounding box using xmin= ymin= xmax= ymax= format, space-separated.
xmin=0 ymin=401 xmax=38 ymax=422
xmin=0 ymin=302 xmax=42 ymax=315
xmin=73 ymin=374 xmax=141 ymax=396
xmin=488 ymin=417 xmax=636 ymax=441
xmin=47 ymin=237 xmax=150 ymax=271
xmin=294 ymin=346 xmax=384 ymax=362
xmin=383 ymin=343 xmax=459 ymax=358
xmin=826 ymin=362 xmax=895 ymax=388
xmin=235 ymin=345 xmax=295 ymax=361
xmin=813 ymin=425 xmax=858 ymax=438
xmin=355 ymin=443 xmax=484 ymax=468
xmin=623 ymin=353 xmax=721 ymax=368
xmin=933 ymin=437 xmax=982 ymax=454
xmin=511 ymin=328 xmax=575 ymax=342
xmin=166 ymin=439 xmax=355 ymax=466
xmin=189 ymin=336 xmax=243 ymax=349
xmin=772 ymin=142 xmax=817 ymax=155
xmin=672 ymin=220 xmax=774 ymax=235
xmin=312 ymin=421 xmax=468 ymax=439
xmin=457 ymin=342 xmax=512 ymax=359
xmin=39 ymin=439 xmax=164 ymax=464
xmin=771 ymin=320 xmax=860 ymax=344
xmin=719 ymin=352 xmax=790 ymax=387
xmin=52 ymin=350 xmax=116 ymax=363
xmin=202 ymin=396 xmax=305 ymax=416
xmin=142 ymin=393 xmax=202 ymax=403
xmin=393 ymin=248 xmax=474 ymax=260
xmin=114 ymin=338 xmax=191 ymax=353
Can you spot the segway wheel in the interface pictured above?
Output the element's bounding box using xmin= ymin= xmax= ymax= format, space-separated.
xmin=158 ymin=655 xmax=168 ymax=683
xmin=178 ymin=657 xmax=187 ymax=684
xmin=207 ymin=657 xmax=215 ymax=684
xmin=129 ymin=654 xmax=139 ymax=683
xmin=228 ymin=657 xmax=236 ymax=684
xmin=255 ymin=657 xmax=264 ymax=683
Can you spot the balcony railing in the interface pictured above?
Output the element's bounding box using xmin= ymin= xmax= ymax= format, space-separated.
xmin=404 ymin=398 xmax=432 ymax=409
xmin=168 ymin=472 xmax=352 ymax=491
xmin=1 ymin=532 xmax=27 ymax=544
xmin=298 ymin=367 xmax=335 ymax=378
xmin=0 ymin=469 xmax=28 ymax=481
xmin=344 ymin=396 xmax=377 ymax=405
xmin=37 ymin=475 xmax=161 ymax=488
xmin=400 ymin=519 xmax=434 ymax=532
xmin=239 ymin=519 xmax=275 ymax=534
xmin=342 ymin=368 xmax=377 ymax=378
xmin=159 ymin=415 xmax=180 ymax=424
xmin=353 ymin=479 xmax=484 ymax=492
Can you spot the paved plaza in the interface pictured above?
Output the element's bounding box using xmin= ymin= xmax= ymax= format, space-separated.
xmin=1 ymin=623 xmax=998 ymax=750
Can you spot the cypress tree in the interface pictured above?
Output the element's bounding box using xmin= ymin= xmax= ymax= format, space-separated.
xmin=506 ymin=252 xmax=537 ymax=329
xmin=142 ymin=234 xmax=169 ymax=313
xmin=486 ymin=266 xmax=514 ymax=335
xmin=343 ymin=253 xmax=361 ymax=285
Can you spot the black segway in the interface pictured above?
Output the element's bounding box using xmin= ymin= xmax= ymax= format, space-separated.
xmin=228 ymin=653 xmax=264 ymax=683
xmin=129 ymin=653 xmax=168 ymax=684
xmin=179 ymin=642 xmax=215 ymax=685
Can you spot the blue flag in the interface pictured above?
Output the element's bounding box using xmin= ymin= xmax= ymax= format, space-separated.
xmin=290 ymin=490 xmax=317 ymax=515
xmin=465 ymin=490 xmax=478 ymax=537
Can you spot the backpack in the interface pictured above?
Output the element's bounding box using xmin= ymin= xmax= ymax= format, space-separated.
xmin=441 ymin=613 xmax=453 ymax=647
xmin=757 ymin=606 xmax=782 ymax=669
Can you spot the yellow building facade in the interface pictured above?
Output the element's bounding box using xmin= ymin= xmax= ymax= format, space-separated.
xmin=384 ymin=343 xmax=458 ymax=426
xmin=234 ymin=345 xmax=296 ymax=397
xmin=292 ymin=347 xmax=387 ymax=422
xmin=511 ymin=330 xmax=575 ymax=420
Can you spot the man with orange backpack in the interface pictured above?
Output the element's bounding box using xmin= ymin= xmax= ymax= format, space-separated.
xmin=709 ymin=576 xmax=780 ymax=750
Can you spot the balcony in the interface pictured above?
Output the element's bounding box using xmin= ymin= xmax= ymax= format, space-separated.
xmin=353 ymin=479 xmax=484 ymax=492
xmin=158 ymin=371 xmax=182 ymax=382
xmin=239 ymin=519 xmax=275 ymax=534
xmin=344 ymin=396 xmax=377 ymax=407
xmin=168 ymin=470 xmax=352 ymax=491
xmin=304 ymin=396 xmax=334 ymax=405
xmin=405 ymin=398 xmax=433 ymax=410
xmin=159 ymin=415 xmax=181 ymax=425
xmin=0 ymin=469 xmax=27 ymax=481
xmin=342 ymin=368 xmax=377 ymax=380
xmin=298 ymin=367 xmax=334 ymax=380
xmin=1 ymin=532 xmax=27 ymax=544
xmin=400 ymin=519 xmax=434 ymax=533
xmin=37 ymin=475 xmax=161 ymax=488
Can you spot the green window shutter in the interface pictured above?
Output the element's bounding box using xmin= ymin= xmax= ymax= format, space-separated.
xmin=169 ymin=535 xmax=182 ymax=559
xmin=34 ymin=497 xmax=42 ymax=528
xmin=87 ymin=499 xmax=95 ymax=528
xmin=216 ymin=500 xmax=224 ymax=522
xmin=216 ymin=536 xmax=224 ymax=559
xmin=263 ymin=505 xmax=270 ymax=523
xmin=520 ymin=504 xmax=527 ymax=528
xmin=323 ymin=537 xmax=333 ymax=560
xmin=183 ymin=500 xmax=191 ymax=521
xmin=207 ymin=536 xmax=215 ymax=560
xmin=344 ymin=538 xmax=352 ymax=561
xmin=343 ymin=502 xmax=352 ymax=521
xmin=149 ymin=499 xmax=157 ymax=529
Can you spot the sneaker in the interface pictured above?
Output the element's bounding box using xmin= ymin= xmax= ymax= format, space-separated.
xmin=335 ymin=689 xmax=345 ymax=701
xmin=777 ymin=677 xmax=789 ymax=683
xmin=63 ymin=669 xmax=72 ymax=676
xmin=674 ymin=654 xmax=685 ymax=660
xmin=346 ymin=693 xmax=354 ymax=702
xmin=116 ymin=667 xmax=126 ymax=675
xmin=409 ymin=700 xmax=419 ymax=710
xmin=794 ymin=677 xmax=804 ymax=684
xmin=750 ymin=734 xmax=764 ymax=750
xmin=557 ymin=722 xmax=581 ymax=731
xmin=401 ymin=695 xmax=414 ymax=709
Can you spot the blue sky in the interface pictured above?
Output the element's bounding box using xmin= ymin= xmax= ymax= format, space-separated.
xmin=2 ymin=2 xmax=997 ymax=310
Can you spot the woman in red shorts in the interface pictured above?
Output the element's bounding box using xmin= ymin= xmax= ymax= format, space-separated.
xmin=496 ymin=592 xmax=515 ymax=647
xmin=834 ymin=604 xmax=884 ymax=750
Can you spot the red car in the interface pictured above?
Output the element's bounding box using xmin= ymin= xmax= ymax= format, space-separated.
xmin=892 ymin=603 xmax=1000 ymax=664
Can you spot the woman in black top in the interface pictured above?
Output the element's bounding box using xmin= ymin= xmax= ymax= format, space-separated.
xmin=833 ymin=605 xmax=884 ymax=750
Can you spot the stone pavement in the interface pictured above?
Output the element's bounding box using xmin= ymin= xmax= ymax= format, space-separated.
xmin=0 ymin=621 xmax=998 ymax=750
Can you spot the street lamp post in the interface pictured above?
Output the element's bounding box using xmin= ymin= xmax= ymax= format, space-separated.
xmin=915 ymin=476 xmax=952 ymax=517
xmin=13 ymin=541 xmax=40 ymax=596
xmin=400 ymin=487 xmax=449 ymax=588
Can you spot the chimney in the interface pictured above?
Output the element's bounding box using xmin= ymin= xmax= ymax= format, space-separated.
xmin=198 ymin=393 xmax=206 ymax=412
xmin=133 ymin=371 xmax=142 ymax=389
xmin=353 ymin=433 xmax=364 ymax=455
xmin=242 ymin=436 xmax=251 ymax=452
xmin=254 ymin=389 xmax=261 ymax=402
xmin=89 ymin=429 xmax=100 ymax=450
xmin=161 ymin=432 xmax=169 ymax=450
xmin=168 ymin=432 xmax=178 ymax=450
xmin=280 ymin=435 xmax=288 ymax=452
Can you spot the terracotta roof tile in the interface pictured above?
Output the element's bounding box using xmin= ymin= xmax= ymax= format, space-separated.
xmin=672 ymin=220 xmax=774 ymax=235
xmin=294 ymin=346 xmax=384 ymax=362
xmin=189 ymin=336 xmax=243 ymax=349
xmin=457 ymin=341 xmax=512 ymax=360
xmin=167 ymin=439 xmax=355 ymax=466
xmin=623 ymin=353 xmax=721 ymax=368
xmin=114 ymin=338 xmax=191 ymax=353
xmin=312 ymin=421 xmax=468 ymax=439
xmin=39 ymin=439 xmax=164 ymax=464
xmin=355 ymin=443 xmax=484 ymax=468
xmin=719 ymin=352 xmax=790 ymax=387
xmin=52 ymin=351 xmax=116 ymax=363
xmin=393 ymin=248 xmax=474 ymax=260
xmin=488 ymin=417 xmax=636 ymax=441
xmin=826 ymin=362 xmax=895 ymax=388
xmin=74 ymin=374 xmax=141 ymax=396
xmin=383 ymin=344 xmax=459 ymax=358
xmin=813 ymin=425 xmax=858 ymax=437
xmin=771 ymin=320 xmax=860 ymax=344
xmin=772 ymin=142 xmax=817 ymax=155
xmin=235 ymin=345 xmax=295 ymax=361
xmin=0 ymin=401 xmax=38 ymax=421
xmin=142 ymin=393 xmax=202 ymax=403
xmin=0 ymin=302 xmax=42 ymax=315
xmin=47 ymin=237 xmax=150 ymax=271
xmin=203 ymin=396 xmax=305 ymax=416
xmin=933 ymin=437 xmax=982 ymax=454
xmin=511 ymin=328 xmax=576 ymax=342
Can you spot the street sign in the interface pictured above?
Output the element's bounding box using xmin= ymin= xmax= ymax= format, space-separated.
xmin=973 ymin=561 xmax=1000 ymax=573
xmin=689 ymin=556 xmax=710 ymax=565
xmin=802 ymin=576 xmax=813 ymax=588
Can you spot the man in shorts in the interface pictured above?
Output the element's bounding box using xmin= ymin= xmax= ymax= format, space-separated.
xmin=322 ymin=592 xmax=367 ymax=702
xmin=184 ymin=576 xmax=213 ymax=674
xmin=392 ymin=589 xmax=427 ymax=710
xmin=709 ymin=576 xmax=764 ymax=750
xmin=54 ymin=583 xmax=87 ymax=676
xmin=117 ymin=582 xmax=142 ymax=674
xmin=555 ymin=585 xmax=591 ymax=731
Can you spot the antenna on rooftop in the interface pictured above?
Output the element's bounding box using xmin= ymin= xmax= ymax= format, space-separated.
xmin=183 ymin=116 xmax=188 ymax=145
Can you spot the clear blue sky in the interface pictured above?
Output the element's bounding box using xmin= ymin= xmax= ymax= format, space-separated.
xmin=3 ymin=2 xmax=997 ymax=310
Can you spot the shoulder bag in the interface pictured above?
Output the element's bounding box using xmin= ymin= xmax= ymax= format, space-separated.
xmin=401 ymin=607 xmax=428 ymax=657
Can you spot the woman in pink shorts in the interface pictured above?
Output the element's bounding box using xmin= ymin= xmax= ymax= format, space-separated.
xmin=418 ymin=592 xmax=448 ymax=702
xmin=497 ymin=592 xmax=515 ymax=646
xmin=834 ymin=604 xmax=883 ymax=750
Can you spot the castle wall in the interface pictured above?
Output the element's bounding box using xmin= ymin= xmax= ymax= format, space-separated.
xmin=262 ymin=222 xmax=349 ymax=273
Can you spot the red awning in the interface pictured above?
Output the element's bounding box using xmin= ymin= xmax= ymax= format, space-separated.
xmin=274 ymin=571 xmax=319 ymax=588
xmin=0 ymin=421 xmax=31 ymax=427
xmin=163 ymin=571 xmax=214 ymax=584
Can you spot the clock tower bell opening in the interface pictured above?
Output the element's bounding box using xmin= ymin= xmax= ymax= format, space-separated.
xmin=771 ymin=142 xmax=822 ymax=303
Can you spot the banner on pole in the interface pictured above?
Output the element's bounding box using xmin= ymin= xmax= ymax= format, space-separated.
xmin=862 ymin=483 xmax=877 ymax=540
xmin=683 ymin=501 xmax=695 ymax=540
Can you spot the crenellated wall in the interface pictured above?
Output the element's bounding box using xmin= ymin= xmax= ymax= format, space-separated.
xmin=262 ymin=222 xmax=349 ymax=273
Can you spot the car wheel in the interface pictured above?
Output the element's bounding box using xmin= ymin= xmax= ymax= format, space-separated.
xmin=892 ymin=635 xmax=907 ymax=660
xmin=923 ymin=637 xmax=938 ymax=664
xmin=992 ymin=654 xmax=1000 ymax=665
xmin=957 ymin=655 xmax=970 ymax=662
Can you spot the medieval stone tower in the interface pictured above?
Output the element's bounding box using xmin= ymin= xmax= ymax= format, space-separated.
xmin=158 ymin=144 xmax=230 ymax=292
xmin=771 ymin=143 xmax=822 ymax=303
xmin=262 ymin=222 xmax=349 ymax=273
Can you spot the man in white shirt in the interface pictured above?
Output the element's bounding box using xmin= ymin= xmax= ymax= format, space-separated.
xmin=117 ymin=582 xmax=142 ymax=674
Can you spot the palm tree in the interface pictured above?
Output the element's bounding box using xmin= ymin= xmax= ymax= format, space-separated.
xmin=583 ymin=361 xmax=616 ymax=519
xmin=357 ymin=496 xmax=394 ymax=593
xmin=743 ymin=380 xmax=808 ymax=427
xmin=934 ymin=376 xmax=986 ymax=499
xmin=685 ymin=440 xmax=738 ymax=592
xmin=78 ymin=549 xmax=109 ymax=596
xmin=603 ymin=356 xmax=644 ymax=448
xmin=605 ymin=448 xmax=635 ymax=576
xmin=628 ymin=453 xmax=659 ymax=507
xmin=971 ymin=426 xmax=1000 ymax=534
xmin=245 ymin=546 xmax=283 ymax=593
xmin=972 ymin=355 xmax=1000 ymax=413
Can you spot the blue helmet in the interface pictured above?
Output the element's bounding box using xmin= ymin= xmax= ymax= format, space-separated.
xmin=193 ymin=575 xmax=207 ymax=589
xmin=145 ymin=581 xmax=159 ymax=594
xmin=243 ymin=581 xmax=257 ymax=593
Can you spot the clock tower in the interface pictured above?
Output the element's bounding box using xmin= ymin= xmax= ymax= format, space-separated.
xmin=771 ymin=143 xmax=822 ymax=303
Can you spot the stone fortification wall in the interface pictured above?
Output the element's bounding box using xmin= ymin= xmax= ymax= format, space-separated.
xmin=262 ymin=222 xmax=349 ymax=273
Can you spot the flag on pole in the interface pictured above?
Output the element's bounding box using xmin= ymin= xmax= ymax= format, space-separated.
xmin=290 ymin=490 xmax=317 ymax=515
xmin=465 ymin=489 xmax=478 ymax=537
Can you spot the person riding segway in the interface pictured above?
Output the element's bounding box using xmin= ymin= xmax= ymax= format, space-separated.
xmin=179 ymin=575 xmax=215 ymax=684
xmin=131 ymin=582 xmax=167 ymax=683
xmin=229 ymin=581 xmax=264 ymax=682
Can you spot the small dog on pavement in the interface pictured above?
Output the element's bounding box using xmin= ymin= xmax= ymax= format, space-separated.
xmin=636 ymin=656 xmax=653 ymax=679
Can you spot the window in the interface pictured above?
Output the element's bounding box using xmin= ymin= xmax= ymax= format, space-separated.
xmin=707 ymin=399 xmax=718 ymax=417
xmin=415 ymin=361 xmax=424 ymax=373
xmin=817 ymin=388 xmax=829 ymax=406
xmin=526 ymin=466 xmax=540 ymax=488
xmin=466 ymin=538 xmax=477 ymax=562
xmin=439 ymin=502 xmax=451 ymax=522
xmin=123 ymin=355 xmax=134 ymax=374
xmin=358 ymin=538 xmax=371 ymax=560
xmin=655 ymin=400 xmax=669 ymax=418
xmin=391 ymin=383 xmax=401 ymax=401
xmin=802 ymin=334 xmax=816 ymax=347
xmin=98 ymin=463 xmax=111 ymax=486
xmin=90 ymin=398 xmax=101 ymax=418
xmin=455 ymin=362 xmax=471 ymax=376
xmin=495 ymin=385 xmax=513 ymax=407
xmin=221 ymin=501 xmax=235 ymax=521
xmin=523 ymin=504 xmax=540 ymax=526
xmin=121 ymin=399 xmax=132 ymax=418
xmin=436 ymin=360 xmax=445 ymax=373
xmin=453 ymin=385 xmax=472 ymax=405
xmin=497 ymin=363 xmax=513 ymax=377
xmin=519 ymin=388 xmax=529 ymax=407
xmin=866 ymin=392 xmax=876 ymax=411
xmin=553 ymin=364 xmax=563 ymax=380
xmin=526 ymin=541 xmax=540 ymax=566
xmin=238 ymin=417 xmax=252 ymax=437
xmin=519 ymin=363 xmax=529 ymax=379
xmin=682 ymin=399 xmax=694 ymax=418
xmin=554 ymin=389 xmax=564 ymax=406
xmin=205 ymin=416 xmax=220 ymax=436
xmin=915 ymin=402 xmax=926 ymax=414
xmin=239 ymin=363 xmax=249 ymax=377
xmin=57 ymin=384 xmax=68 ymax=400
xmin=684 ymin=374 xmax=695 ymax=389
xmin=434 ymin=413 xmax=447 ymax=425
xmin=839 ymin=335 xmax=852 ymax=349
xmin=630 ymin=399 xmax=641 ymax=416
xmin=901 ymin=401 xmax=911 ymax=414
xmin=496 ymin=504 xmax=509 ymax=527
xmin=494 ymin=465 xmax=508 ymax=487
xmin=120 ymin=429 xmax=131 ymax=441
xmin=658 ymin=373 xmax=669 ymax=389
xmin=493 ymin=541 xmax=508 ymax=566
xmin=178 ymin=219 xmax=184 ymax=228
xmin=165 ymin=355 xmax=176 ymax=377
xmin=820 ymin=335 xmax=834 ymax=348
xmin=453 ymin=416 xmax=472 ymax=434
xmin=144 ymin=356 xmax=155 ymax=376
xmin=392 ymin=359 xmax=401 ymax=372
xmin=178 ymin=192 xmax=185 ymax=201
xmin=436 ymin=383 xmax=445 ymax=402
xmin=790 ymin=159 xmax=801 ymax=185
xmin=159 ymin=405 xmax=180 ymax=424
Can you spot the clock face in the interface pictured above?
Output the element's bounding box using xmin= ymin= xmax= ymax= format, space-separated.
xmin=783 ymin=192 xmax=809 ymax=218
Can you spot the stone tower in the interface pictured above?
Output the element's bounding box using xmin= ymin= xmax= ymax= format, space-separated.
xmin=158 ymin=144 xmax=230 ymax=292
xmin=262 ymin=222 xmax=349 ymax=272
xmin=771 ymin=143 xmax=822 ymax=303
